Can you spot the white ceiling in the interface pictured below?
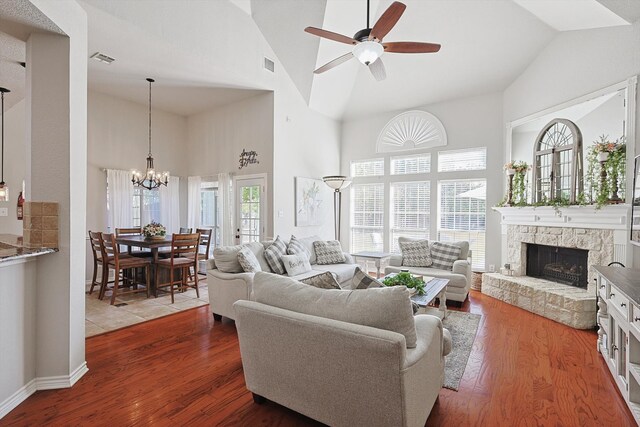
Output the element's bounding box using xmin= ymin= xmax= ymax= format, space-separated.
xmin=2 ymin=0 xmax=639 ymax=120
xmin=514 ymin=0 xmax=629 ymax=31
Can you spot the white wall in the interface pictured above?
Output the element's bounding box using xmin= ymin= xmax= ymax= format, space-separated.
xmin=341 ymin=91 xmax=504 ymax=271
xmin=503 ymin=22 xmax=640 ymax=266
xmin=87 ymin=90 xmax=189 ymax=233
xmin=186 ymin=92 xmax=275 ymax=237
xmin=272 ymin=80 xmax=341 ymax=241
xmin=0 ymin=100 xmax=26 ymax=235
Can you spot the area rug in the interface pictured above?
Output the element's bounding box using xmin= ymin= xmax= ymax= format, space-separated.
xmin=442 ymin=310 xmax=481 ymax=391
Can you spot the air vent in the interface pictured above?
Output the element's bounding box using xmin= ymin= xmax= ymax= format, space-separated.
xmin=264 ymin=57 xmax=275 ymax=72
xmin=90 ymin=52 xmax=115 ymax=64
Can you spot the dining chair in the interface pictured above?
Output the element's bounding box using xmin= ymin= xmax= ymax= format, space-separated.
xmin=193 ymin=228 xmax=213 ymax=276
xmin=180 ymin=227 xmax=192 ymax=234
xmin=115 ymin=227 xmax=146 ymax=256
xmin=155 ymin=232 xmax=200 ymax=303
xmin=101 ymin=233 xmax=152 ymax=305
xmin=88 ymin=231 xmax=109 ymax=296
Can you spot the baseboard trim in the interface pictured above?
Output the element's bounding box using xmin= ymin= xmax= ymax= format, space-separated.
xmin=0 ymin=362 xmax=89 ymax=419
xmin=37 ymin=362 xmax=89 ymax=390
xmin=0 ymin=379 xmax=37 ymax=419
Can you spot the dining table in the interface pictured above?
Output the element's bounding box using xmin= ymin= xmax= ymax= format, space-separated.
xmin=115 ymin=235 xmax=174 ymax=262
xmin=115 ymin=235 xmax=175 ymax=290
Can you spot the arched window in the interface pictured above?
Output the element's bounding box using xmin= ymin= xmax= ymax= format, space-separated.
xmin=532 ymin=119 xmax=583 ymax=203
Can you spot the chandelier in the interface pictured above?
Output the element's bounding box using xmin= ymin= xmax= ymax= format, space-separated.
xmin=131 ymin=78 xmax=169 ymax=190
xmin=0 ymin=87 xmax=10 ymax=202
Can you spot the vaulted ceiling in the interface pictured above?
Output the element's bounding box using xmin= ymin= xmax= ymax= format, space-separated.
xmin=1 ymin=0 xmax=638 ymax=119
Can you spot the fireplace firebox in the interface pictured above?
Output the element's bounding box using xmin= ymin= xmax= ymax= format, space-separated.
xmin=526 ymin=244 xmax=588 ymax=289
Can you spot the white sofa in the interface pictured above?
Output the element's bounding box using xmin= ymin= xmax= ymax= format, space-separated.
xmin=207 ymin=236 xmax=357 ymax=321
xmin=234 ymin=272 xmax=448 ymax=427
xmin=385 ymin=240 xmax=472 ymax=303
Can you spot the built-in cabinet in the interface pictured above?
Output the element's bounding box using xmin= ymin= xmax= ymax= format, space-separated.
xmin=595 ymin=266 xmax=640 ymax=424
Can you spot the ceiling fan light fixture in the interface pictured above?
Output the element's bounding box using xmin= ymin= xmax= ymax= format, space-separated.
xmin=353 ymin=41 xmax=383 ymax=65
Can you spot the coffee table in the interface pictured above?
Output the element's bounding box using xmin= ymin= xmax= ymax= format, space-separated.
xmin=384 ymin=273 xmax=449 ymax=319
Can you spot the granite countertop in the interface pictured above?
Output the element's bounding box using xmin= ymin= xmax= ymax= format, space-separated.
xmin=0 ymin=234 xmax=57 ymax=263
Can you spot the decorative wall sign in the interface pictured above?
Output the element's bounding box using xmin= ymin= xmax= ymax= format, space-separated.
xmin=295 ymin=177 xmax=326 ymax=227
xmin=239 ymin=149 xmax=259 ymax=169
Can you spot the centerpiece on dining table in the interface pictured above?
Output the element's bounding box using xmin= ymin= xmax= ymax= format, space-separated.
xmin=143 ymin=221 xmax=166 ymax=240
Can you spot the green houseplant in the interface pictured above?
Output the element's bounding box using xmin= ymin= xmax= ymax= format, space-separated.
xmin=504 ymin=160 xmax=529 ymax=206
xmin=381 ymin=271 xmax=426 ymax=295
xmin=586 ymin=135 xmax=626 ymax=207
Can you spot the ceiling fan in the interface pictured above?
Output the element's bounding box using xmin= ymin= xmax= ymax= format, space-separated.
xmin=304 ymin=0 xmax=441 ymax=81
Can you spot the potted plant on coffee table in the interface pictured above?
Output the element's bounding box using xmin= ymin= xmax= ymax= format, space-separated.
xmin=381 ymin=271 xmax=426 ymax=295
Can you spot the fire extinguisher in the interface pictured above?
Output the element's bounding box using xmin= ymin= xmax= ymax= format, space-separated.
xmin=17 ymin=191 xmax=24 ymax=220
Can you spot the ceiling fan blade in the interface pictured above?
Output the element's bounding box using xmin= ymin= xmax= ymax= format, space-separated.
xmin=304 ymin=27 xmax=357 ymax=45
xmin=368 ymin=57 xmax=386 ymax=81
xmin=369 ymin=1 xmax=406 ymax=41
xmin=314 ymin=52 xmax=354 ymax=74
xmin=383 ymin=41 xmax=441 ymax=53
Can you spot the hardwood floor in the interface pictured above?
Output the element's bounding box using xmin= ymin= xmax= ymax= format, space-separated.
xmin=2 ymin=291 xmax=636 ymax=426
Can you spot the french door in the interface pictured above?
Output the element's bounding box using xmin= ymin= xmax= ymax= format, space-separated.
xmin=234 ymin=176 xmax=266 ymax=244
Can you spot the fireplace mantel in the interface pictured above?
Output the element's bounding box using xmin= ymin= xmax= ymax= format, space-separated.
xmin=492 ymin=205 xmax=630 ymax=230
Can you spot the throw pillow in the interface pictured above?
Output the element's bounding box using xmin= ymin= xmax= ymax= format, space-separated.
xmin=313 ymin=240 xmax=346 ymax=265
xmin=281 ymin=253 xmax=312 ymax=276
xmin=286 ymin=235 xmax=311 ymax=260
xmin=237 ymin=247 xmax=262 ymax=273
xmin=430 ymin=241 xmax=462 ymax=270
xmin=212 ymin=245 xmax=243 ymax=273
xmin=296 ymin=235 xmax=320 ymax=264
xmin=299 ymin=271 xmax=341 ymax=290
xmin=399 ymin=239 xmax=433 ymax=267
xmin=352 ymin=266 xmax=383 ymax=289
xmin=253 ymin=272 xmax=417 ymax=348
xmin=263 ymin=236 xmax=288 ymax=275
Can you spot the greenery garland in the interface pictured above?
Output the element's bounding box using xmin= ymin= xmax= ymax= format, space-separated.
xmin=586 ymin=135 xmax=626 ymax=208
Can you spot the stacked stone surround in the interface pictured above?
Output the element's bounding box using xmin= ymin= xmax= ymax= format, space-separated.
xmin=506 ymin=224 xmax=614 ymax=294
xmin=482 ymin=273 xmax=596 ymax=329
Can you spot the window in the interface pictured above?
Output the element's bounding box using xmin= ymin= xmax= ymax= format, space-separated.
xmin=391 ymin=154 xmax=430 ymax=175
xmin=350 ymin=183 xmax=384 ymax=252
xmin=438 ymin=180 xmax=486 ymax=270
xmin=438 ymin=148 xmax=487 ymax=172
xmin=390 ymin=181 xmax=430 ymax=252
xmin=200 ymin=182 xmax=220 ymax=250
xmin=132 ymin=188 xmax=160 ymax=227
xmin=351 ymin=159 xmax=384 ymax=177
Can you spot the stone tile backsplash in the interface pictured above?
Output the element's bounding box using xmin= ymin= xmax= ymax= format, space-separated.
xmin=23 ymin=202 xmax=59 ymax=248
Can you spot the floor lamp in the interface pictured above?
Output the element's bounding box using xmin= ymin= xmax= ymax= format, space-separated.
xmin=322 ymin=176 xmax=352 ymax=241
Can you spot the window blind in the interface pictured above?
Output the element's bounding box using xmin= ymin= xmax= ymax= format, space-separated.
xmin=438 ymin=147 xmax=487 ymax=172
xmin=391 ymin=154 xmax=431 ymax=175
xmin=351 ymin=159 xmax=384 ymax=177
xmin=350 ymin=183 xmax=384 ymax=252
xmin=437 ymin=180 xmax=486 ymax=270
xmin=390 ymin=181 xmax=430 ymax=252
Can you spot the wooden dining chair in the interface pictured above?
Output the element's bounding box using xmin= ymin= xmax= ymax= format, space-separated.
xmin=155 ymin=233 xmax=200 ymax=303
xmin=101 ymin=233 xmax=152 ymax=305
xmin=193 ymin=228 xmax=212 ymax=276
xmin=180 ymin=227 xmax=192 ymax=234
xmin=88 ymin=231 xmax=109 ymax=296
xmin=115 ymin=227 xmax=146 ymax=255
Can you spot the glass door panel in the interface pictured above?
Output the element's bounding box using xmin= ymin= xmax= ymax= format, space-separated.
xmin=235 ymin=177 xmax=265 ymax=244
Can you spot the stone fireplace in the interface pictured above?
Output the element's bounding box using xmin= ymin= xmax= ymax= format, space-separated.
xmin=482 ymin=205 xmax=630 ymax=329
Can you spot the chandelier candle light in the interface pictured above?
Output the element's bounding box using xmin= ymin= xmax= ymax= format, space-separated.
xmin=132 ymin=78 xmax=169 ymax=190
xmin=0 ymin=87 xmax=10 ymax=202
xmin=322 ymin=175 xmax=352 ymax=241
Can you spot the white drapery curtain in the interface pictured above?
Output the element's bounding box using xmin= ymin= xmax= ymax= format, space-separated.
xmin=187 ymin=176 xmax=202 ymax=230
xmin=218 ymin=172 xmax=234 ymax=245
xmin=159 ymin=176 xmax=181 ymax=234
xmin=106 ymin=169 xmax=134 ymax=231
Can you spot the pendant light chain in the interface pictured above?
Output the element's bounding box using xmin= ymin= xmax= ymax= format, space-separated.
xmin=148 ymin=78 xmax=152 ymax=157
xmin=1 ymin=90 xmax=4 ymax=184
xmin=366 ymin=0 xmax=370 ymax=29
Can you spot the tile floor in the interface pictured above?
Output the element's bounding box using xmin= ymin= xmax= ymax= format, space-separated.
xmin=85 ymin=279 xmax=209 ymax=337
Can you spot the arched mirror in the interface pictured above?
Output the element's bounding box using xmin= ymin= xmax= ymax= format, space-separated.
xmin=532 ymin=119 xmax=583 ymax=203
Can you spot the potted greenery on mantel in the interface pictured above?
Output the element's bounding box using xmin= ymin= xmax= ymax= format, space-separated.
xmin=497 ymin=135 xmax=626 ymax=213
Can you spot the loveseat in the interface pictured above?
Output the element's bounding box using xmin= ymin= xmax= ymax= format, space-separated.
xmin=234 ymin=272 xmax=448 ymax=427
xmin=385 ymin=239 xmax=472 ymax=303
xmin=207 ymin=235 xmax=357 ymax=321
